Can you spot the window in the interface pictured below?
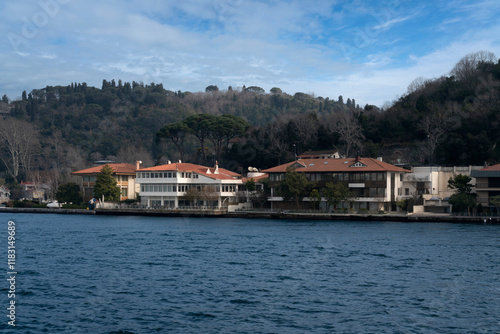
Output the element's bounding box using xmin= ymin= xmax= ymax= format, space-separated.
xmin=193 ymin=173 xmax=198 ymax=179
xmin=121 ymin=188 xmax=128 ymax=197
xmin=405 ymin=188 xmax=409 ymax=196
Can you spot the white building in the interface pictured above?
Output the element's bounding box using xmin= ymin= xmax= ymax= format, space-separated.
xmin=400 ymin=166 xmax=483 ymax=213
xmin=136 ymin=162 xmax=243 ymax=208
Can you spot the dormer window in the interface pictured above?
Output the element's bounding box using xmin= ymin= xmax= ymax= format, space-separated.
xmin=350 ymin=161 xmax=367 ymax=168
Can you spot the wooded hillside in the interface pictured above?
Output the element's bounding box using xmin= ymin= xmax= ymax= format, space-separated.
xmin=1 ymin=51 xmax=499 ymax=197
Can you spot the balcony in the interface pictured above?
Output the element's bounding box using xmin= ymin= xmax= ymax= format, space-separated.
xmin=475 ymin=183 xmax=500 ymax=191
xmin=403 ymin=175 xmax=430 ymax=182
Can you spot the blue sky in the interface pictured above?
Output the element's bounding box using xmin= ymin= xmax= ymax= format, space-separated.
xmin=1 ymin=0 xmax=499 ymax=107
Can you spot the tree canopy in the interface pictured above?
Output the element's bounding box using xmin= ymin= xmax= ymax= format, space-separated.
xmin=55 ymin=182 xmax=83 ymax=204
xmin=276 ymin=168 xmax=315 ymax=209
xmin=93 ymin=165 xmax=121 ymax=202
xmin=448 ymin=174 xmax=476 ymax=213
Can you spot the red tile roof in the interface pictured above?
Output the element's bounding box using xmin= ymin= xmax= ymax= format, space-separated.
xmin=138 ymin=163 xmax=240 ymax=181
xmin=72 ymin=163 xmax=137 ymax=175
xmin=262 ymin=158 xmax=409 ymax=173
xmin=242 ymin=174 xmax=269 ymax=183
xmin=479 ymin=163 xmax=500 ymax=171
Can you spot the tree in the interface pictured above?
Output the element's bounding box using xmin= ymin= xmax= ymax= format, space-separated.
xmin=156 ymin=121 xmax=191 ymax=162
xmin=396 ymin=199 xmax=408 ymax=212
xmin=200 ymin=185 xmax=219 ymax=207
xmin=449 ymin=193 xmax=476 ymax=214
xmin=0 ymin=118 xmax=40 ymax=181
xmin=55 ymin=182 xmax=83 ymax=204
xmin=448 ymin=174 xmax=474 ymax=194
xmin=245 ymin=178 xmax=256 ymax=192
xmin=450 ymin=51 xmax=496 ymax=84
xmin=334 ymin=112 xmax=365 ymax=157
xmin=448 ymin=174 xmax=476 ymax=214
xmin=418 ymin=103 xmax=453 ymax=163
xmin=276 ymin=168 xmax=315 ymax=209
xmin=93 ymin=165 xmax=120 ymax=202
xmin=270 ymin=87 xmax=282 ymax=94
xmin=490 ymin=195 xmax=500 ymax=207
xmin=205 ymin=114 xmax=249 ymax=162
xmin=205 ymin=85 xmax=219 ymax=93
xmin=323 ymin=182 xmax=354 ymax=211
xmin=183 ymin=187 xmax=202 ymax=207
xmin=309 ymin=189 xmax=321 ymax=210
xmin=245 ymin=86 xmax=265 ymax=94
xmin=183 ymin=114 xmax=216 ymax=163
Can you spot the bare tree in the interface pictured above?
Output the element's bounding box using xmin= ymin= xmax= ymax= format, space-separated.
xmin=0 ymin=118 xmax=40 ymax=181
xmin=418 ymin=103 xmax=455 ymax=163
xmin=450 ymin=51 xmax=496 ymax=84
xmin=333 ymin=112 xmax=365 ymax=157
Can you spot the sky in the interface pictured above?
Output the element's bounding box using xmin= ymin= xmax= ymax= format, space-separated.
xmin=0 ymin=0 xmax=500 ymax=107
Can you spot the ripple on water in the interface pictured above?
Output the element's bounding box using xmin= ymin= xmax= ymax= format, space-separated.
xmin=2 ymin=214 xmax=500 ymax=333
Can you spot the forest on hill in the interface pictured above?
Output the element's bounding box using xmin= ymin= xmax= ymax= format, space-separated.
xmin=0 ymin=51 xmax=499 ymax=197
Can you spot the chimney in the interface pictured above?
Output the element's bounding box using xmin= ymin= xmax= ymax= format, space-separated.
xmin=168 ymin=160 xmax=171 ymax=164
xmin=178 ymin=160 xmax=182 ymax=163
xmin=355 ymin=156 xmax=360 ymax=163
xmin=214 ymin=161 xmax=219 ymax=174
xmin=377 ymin=157 xmax=383 ymax=162
xmin=135 ymin=160 xmax=142 ymax=170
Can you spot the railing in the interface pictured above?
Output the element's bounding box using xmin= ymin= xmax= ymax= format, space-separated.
xmin=403 ymin=175 xmax=430 ymax=182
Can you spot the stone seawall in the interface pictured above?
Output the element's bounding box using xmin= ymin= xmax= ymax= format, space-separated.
xmin=1 ymin=207 xmax=498 ymax=223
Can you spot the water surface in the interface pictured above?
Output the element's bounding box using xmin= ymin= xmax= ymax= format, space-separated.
xmin=1 ymin=213 xmax=499 ymax=333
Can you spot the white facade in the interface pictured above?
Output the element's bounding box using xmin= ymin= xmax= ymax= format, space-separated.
xmin=136 ymin=163 xmax=243 ymax=208
xmin=400 ymin=166 xmax=482 ymax=200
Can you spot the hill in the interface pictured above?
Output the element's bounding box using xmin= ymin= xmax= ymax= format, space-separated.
xmin=1 ymin=51 xmax=499 ymax=198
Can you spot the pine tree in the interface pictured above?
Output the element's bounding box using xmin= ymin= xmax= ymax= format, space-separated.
xmin=93 ymin=165 xmax=121 ymax=202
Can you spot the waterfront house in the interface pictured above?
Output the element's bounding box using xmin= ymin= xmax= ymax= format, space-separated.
xmin=20 ymin=181 xmax=49 ymax=201
xmin=72 ymin=162 xmax=140 ymax=201
xmin=400 ymin=165 xmax=482 ymax=213
xmin=0 ymin=185 xmax=10 ymax=203
xmin=297 ymin=149 xmax=340 ymax=159
xmin=262 ymin=157 xmax=409 ymax=211
xmin=471 ymin=163 xmax=500 ymax=208
xmin=136 ymin=161 xmax=244 ymax=208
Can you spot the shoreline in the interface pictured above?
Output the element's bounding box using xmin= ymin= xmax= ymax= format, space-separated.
xmin=1 ymin=207 xmax=499 ymax=223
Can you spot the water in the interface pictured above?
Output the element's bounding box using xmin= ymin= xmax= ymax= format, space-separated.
xmin=1 ymin=213 xmax=500 ymax=333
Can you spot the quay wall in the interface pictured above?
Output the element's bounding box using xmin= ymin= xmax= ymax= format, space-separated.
xmin=1 ymin=207 xmax=499 ymax=223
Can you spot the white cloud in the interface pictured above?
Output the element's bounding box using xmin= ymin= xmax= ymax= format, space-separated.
xmin=0 ymin=0 xmax=500 ymax=108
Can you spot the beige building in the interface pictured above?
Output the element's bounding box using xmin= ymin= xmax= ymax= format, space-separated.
xmin=72 ymin=162 xmax=141 ymax=201
xmin=400 ymin=166 xmax=483 ymax=213
xmin=263 ymin=157 xmax=409 ymax=211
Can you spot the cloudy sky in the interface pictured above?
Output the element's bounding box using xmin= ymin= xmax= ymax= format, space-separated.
xmin=1 ymin=0 xmax=499 ymax=107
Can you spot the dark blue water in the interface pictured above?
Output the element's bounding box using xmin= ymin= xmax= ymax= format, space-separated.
xmin=1 ymin=213 xmax=500 ymax=333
